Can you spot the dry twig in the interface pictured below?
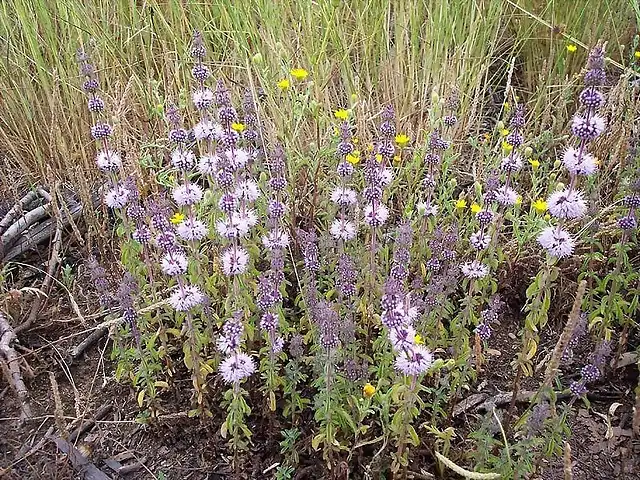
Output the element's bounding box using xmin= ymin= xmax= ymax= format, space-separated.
xmin=52 ymin=436 xmax=111 ymax=480
xmin=0 ymin=312 xmax=32 ymax=420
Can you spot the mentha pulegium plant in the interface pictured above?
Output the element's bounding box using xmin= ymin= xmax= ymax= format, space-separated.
xmin=363 ymin=105 xmax=395 ymax=293
xmin=259 ymin=145 xmax=288 ymax=411
xmin=537 ymin=44 xmax=606 ymax=258
xmin=76 ymin=49 xmax=125 ymax=206
xmin=509 ymin=44 xmax=608 ymax=423
xmin=218 ymin=311 xmax=256 ymax=453
xmin=75 ymin=29 xmax=633 ymax=478
xmin=466 ymin=106 xmax=527 ymax=371
xmin=378 ymin=223 xmax=435 ymax=472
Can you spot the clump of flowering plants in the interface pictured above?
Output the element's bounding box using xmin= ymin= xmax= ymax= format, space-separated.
xmin=76 ymin=33 xmax=639 ymax=478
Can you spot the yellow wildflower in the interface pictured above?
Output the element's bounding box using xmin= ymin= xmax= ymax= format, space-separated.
xmin=277 ymin=78 xmax=290 ymax=90
xmin=414 ymin=334 xmax=425 ymax=345
xmin=455 ymin=199 xmax=467 ymax=210
xmin=529 ymin=159 xmax=540 ymax=169
xmin=346 ymin=152 xmax=360 ymax=165
xmin=393 ymin=154 xmax=402 ymax=165
xmin=353 ymin=137 xmax=359 ymax=144
xmin=533 ymin=199 xmax=547 ymax=213
xmin=231 ymin=122 xmax=246 ymax=133
xmin=375 ymin=153 xmax=383 ymax=162
xmin=567 ymin=44 xmax=577 ymax=53
xmin=635 ymin=51 xmax=640 ymax=59
xmin=503 ymin=102 xmax=511 ymax=111
xmin=170 ymin=212 xmax=185 ymax=225
xmin=500 ymin=128 xmax=510 ymax=137
xmin=334 ymin=109 xmax=349 ymax=120
xmin=290 ymin=68 xmax=309 ymax=80
xmin=515 ymin=195 xmax=522 ymax=206
xmin=395 ymin=134 xmax=410 ymax=148
xmin=363 ymin=383 xmax=376 ymax=398
xmin=470 ymin=203 xmax=482 ymax=214
xmin=544 ymin=213 xmax=551 ymax=221
xmin=502 ymin=141 xmax=513 ymax=153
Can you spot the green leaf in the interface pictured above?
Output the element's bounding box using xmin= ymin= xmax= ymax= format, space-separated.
xmin=407 ymin=424 xmax=420 ymax=446
xmin=269 ymin=391 xmax=276 ymax=412
xmin=137 ymin=390 xmax=145 ymax=408
xmin=311 ymin=433 xmax=325 ymax=450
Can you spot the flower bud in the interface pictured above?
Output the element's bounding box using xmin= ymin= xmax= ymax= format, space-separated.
xmin=251 ymin=52 xmax=263 ymax=65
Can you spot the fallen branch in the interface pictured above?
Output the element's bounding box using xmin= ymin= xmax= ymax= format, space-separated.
xmin=52 ymin=436 xmax=111 ymax=480
xmin=2 ymin=403 xmax=114 ymax=477
xmin=69 ymin=299 xmax=168 ymax=361
xmin=69 ymin=325 xmax=109 ymax=362
xmin=1 ymin=204 xmax=51 ymax=252
xmin=3 ymin=201 xmax=82 ymax=262
xmin=0 ymin=190 xmax=41 ymax=234
xmin=453 ymin=390 xmax=570 ymax=416
xmin=0 ymin=312 xmax=32 ymax=419
xmin=68 ymin=403 xmax=113 ymax=443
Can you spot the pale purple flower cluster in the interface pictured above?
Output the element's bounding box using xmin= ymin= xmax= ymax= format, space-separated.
xmin=116 ymin=273 xmax=141 ymax=344
xmin=330 ymin=122 xmax=359 ymax=242
xmin=416 ymin=129 xmax=450 ymax=219
xmin=474 ymin=295 xmax=503 ymax=341
xmin=538 ymin=44 xmax=607 ymax=258
xmin=561 ymin=313 xmax=587 ymax=365
xmin=379 ymin=224 xmax=434 ymax=377
xmin=159 ymin=104 xmax=207 ymax=312
xmin=190 ymin=31 xmax=223 ymax=146
xmin=211 ymin=81 xmax=258 ymax=276
xmin=569 ymin=340 xmax=611 ymax=397
xmin=537 ymin=226 xmax=575 ymax=259
xmin=525 ymin=401 xmax=550 ymax=438
xmin=260 ymin=146 xmax=288 ymax=354
xmin=469 ymin=209 xmax=493 ymax=251
xmin=218 ymin=312 xmax=256 ymax=385
xmin=495 ymin=105 xmax=525 ymax=208
xmin=461 ymin=260 xmax=490 ymax=279
xmin=617 ymin=191 xmax=640 ymax=233
xmin=86 ymin=256 xmax=113 ymax=308
xmin=419 ymin=226 xmax=458 ymax=308
xmin=363 ymin=106 xmax=395 ymax=228
xmin=77 ymin=49 xmax=130 ymax=210
xmin=314 ymin=301 xmax=341 ymax=351
xmin=443 ymin=89 xmax=460 ymax=128
xmin=298 ymin=229 xmax=320 ymax=311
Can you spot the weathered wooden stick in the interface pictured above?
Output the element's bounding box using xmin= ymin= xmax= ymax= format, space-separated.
xmin=3 ymin=202 xmax=82 ymax=261
xmin=52 ymin=436 xmax=112 ymax=480
xmin=69 ymin=326 xmax=109 ymax=361
xmin=0 ymin=312 xmax=32 ymax=420
xmin=0 ymin=190 xmax=41 ymax=234
xmin=1 ymin=204 xmax=51 ymax=251
xmin=68 ymin=403 xmax=113 ymax=444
